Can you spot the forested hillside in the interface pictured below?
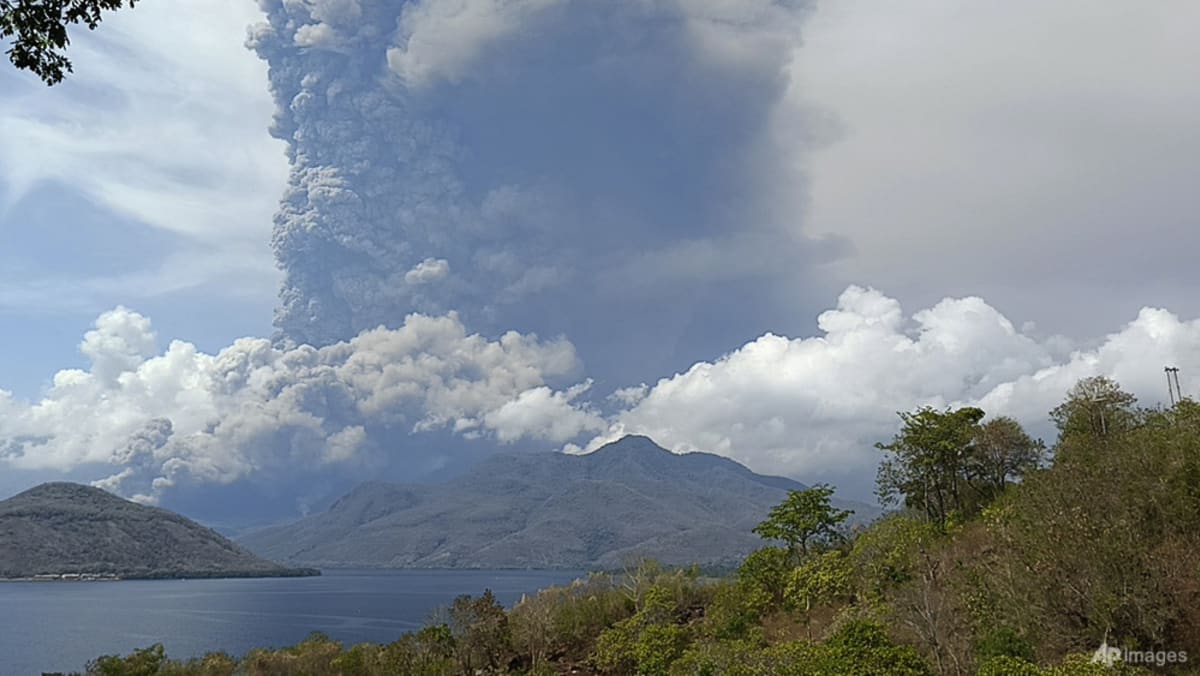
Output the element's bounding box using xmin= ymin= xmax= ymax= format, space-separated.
xmin=63 ymin=377 xmax=1200 ymax=675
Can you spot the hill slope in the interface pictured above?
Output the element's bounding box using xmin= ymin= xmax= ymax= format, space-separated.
xmin=240 ymin=435 xmax=877 ymax=569
xmin=0 ymin=482 xmax=316 ymax=579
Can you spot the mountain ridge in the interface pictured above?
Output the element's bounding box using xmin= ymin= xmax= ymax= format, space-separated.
xmin=0 ymin=482 xmax=317 ymax=579
xmin=239 ymin=436 xmax=878 ymax=569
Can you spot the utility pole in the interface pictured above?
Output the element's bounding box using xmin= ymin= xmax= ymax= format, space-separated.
xmin=1165 ymin=366 xmax=1182 ymax=406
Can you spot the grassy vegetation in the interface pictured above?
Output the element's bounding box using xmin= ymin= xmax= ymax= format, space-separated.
xmin=54 ymin=378 xmax=1200 ymax=675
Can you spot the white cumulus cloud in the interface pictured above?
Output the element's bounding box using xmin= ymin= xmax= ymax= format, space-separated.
xmin=484 ymin=381 xmax=604 ymax=443
xmin=0 ymin=307 xmax=585 ymax=502
xmin=404 ymin=258 xmax=451 ymax=285
xmin=581 ymin=286 xmax=1200 ymax=497
xmin=4 ymin=286 xmax=1198 ymax=504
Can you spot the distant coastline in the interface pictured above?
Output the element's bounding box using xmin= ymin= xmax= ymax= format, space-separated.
xmin=0 ymin=483 xmax=319 ymax=582
xmin=0 ymin=568 xmax=321 ymax=582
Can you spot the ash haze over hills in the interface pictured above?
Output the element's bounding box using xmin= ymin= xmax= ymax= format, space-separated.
xmin=239 ymin=436 xmax=877 ymax=569
xmin=0 ymin=482 xmax=313 ymax=579
xmin=0 ymin=1 xmax=1198 ymax=519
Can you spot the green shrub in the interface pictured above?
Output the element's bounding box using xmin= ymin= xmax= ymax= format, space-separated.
xmin=86 ymin=645 xmax=167 ymax=676
xmin=377 ymin=626 xmax=456 ymax=676
xmin=736 ymin=547 xmax=791 ymax=612
xmin=977 ymin=627 xmax=1035 ymax=663
xmin=821 ymin=619 xmax=931 ymax=676
xmin=1046 ymin=653 xmax=1150 ymax=675
xmin=698 ymin=581 xmax=764 ymax=641
xmin=976 ymin=655 xmax=1044 ymax=676
xmin=592 ymin=585 xmax=691 ymax=675
xmin=669 ymin=639 xmax=763 ymax=676
xmin=241 ymin=632 xmax=342 ymax=675
xmin=848 ymin=515 xmax=941 ymax=602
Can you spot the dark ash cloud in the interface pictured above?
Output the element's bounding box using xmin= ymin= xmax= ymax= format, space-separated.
xmin=251 ymin=0 xmax=836 ymax=382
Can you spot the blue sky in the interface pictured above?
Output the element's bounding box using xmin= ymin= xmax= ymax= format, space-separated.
xmin=0 ymin=0 xmax=284 ymax=395
xmin=1 ymin=0 xmax=1198 ymax=511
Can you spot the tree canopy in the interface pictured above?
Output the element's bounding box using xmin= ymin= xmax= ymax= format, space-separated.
xmin=1 ymin=0 xmax=137 ymax=85
xmin=970 ymin=416 xmax=1045 ymax=493
xmin=1049 ymin=375 xmax=1138 ymax=442
xmin=876 ymin=406 xmax=985 ymax=527
xmin=876 ymin=406 xmax=1043 ymax=528
xmin=751 ymin=483 xmax=852 ymax=564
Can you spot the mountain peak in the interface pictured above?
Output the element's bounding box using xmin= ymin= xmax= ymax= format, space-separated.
xmin=9 ymin=482 xmax=121 ymax=503
xmin=590 ymin=434 xmax=673 ymax=455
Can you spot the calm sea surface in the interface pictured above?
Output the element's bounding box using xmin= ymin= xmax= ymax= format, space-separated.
xmin=0 ymin=569 xmax=584 ymax=675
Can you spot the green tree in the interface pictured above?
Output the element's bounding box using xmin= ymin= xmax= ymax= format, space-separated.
xmin=1049 ymin=376 xmax=1138 ymax=444
xmin=697 ymin=581 xmax=766 ymax=642
xmin=755 ymin=620 xmax=932 ymax=675
xmin=241 ymin=632 xmax=342 ymax=674
xmin=736 ymin=546 xmax=791 ymax=612
xmin=823 ymin=619 xmax=932 ymax=675
xmin=448 ymin=589 xmax=512 ymax=674
xmin=669 ymin=638 xmax=763 ymax=676
xmin=752 ymin=484 xmax=852 ymax=564
xmin=785 ymin=550 xmax=852 ymax=616
xmin=593 ymin=585 xmax=691 ymax=675
xmin=975 ymin=626 xmax=1035 ymax=663
xmin=976 ymin=655 xmax=1044 ymax=676
xmin=969 ymin=416 xmax=1045 ymax=496
xmin=378 ymin=625 xmax=456 ymax=675
xmin=978 ymin=405 xmax=1200 ymax=661
xmin=1 ymin=0 xmax=137 ymax=85
xmin=85 ymin=644 xmax=166 ymax=676
xmin=876 ymin=406 xmax=986 ymax=528
xmin=848 ymin=514 xmax=942 ymax=601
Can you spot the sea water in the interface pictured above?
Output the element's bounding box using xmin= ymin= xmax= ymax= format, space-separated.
xmin=0 ymin=568 xmax=583 ymax=675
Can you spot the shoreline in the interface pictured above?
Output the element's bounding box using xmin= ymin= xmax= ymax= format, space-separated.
xmin=0 ymin=568 xmax=321 ymax=582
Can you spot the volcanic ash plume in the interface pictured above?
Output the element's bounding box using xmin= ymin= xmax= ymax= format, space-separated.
xmin=250 ymin=0 xmax=829 ymax=377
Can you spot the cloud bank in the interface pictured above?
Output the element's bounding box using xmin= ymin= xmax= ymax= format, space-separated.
xmin=2 ymin=287 xmax=1195 ymax=504
xmin=0 ymin=307 xmax=593 ymax=503
xmin=579 ymin=286 xmax=1200 ymax=497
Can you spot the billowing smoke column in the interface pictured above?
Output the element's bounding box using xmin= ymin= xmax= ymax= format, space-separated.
xmin=249 ymin=0 xmax=829 ymax=381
